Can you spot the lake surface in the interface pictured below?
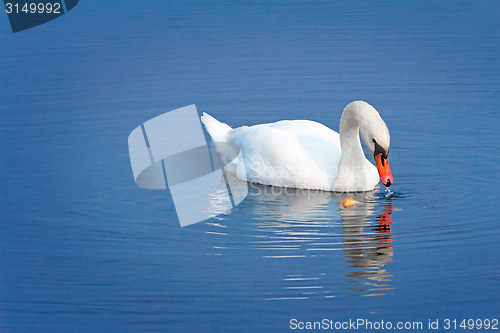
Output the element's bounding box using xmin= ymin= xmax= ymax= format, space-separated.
xmin=1 ymin=1 xmax=499 ymax=332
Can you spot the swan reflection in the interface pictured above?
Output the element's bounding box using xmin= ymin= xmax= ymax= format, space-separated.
xmin=335 ymin=192 xmax=394 ymax=296
xmin=206 ymin=182 xmax=396 ymax=298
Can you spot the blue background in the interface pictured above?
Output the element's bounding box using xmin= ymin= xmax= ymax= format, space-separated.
xmin=1 ymin=1 xmax=499 ymax=332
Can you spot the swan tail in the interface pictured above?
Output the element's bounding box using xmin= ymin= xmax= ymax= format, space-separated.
xmin=201 ymin=112 xmax=232 ymax=142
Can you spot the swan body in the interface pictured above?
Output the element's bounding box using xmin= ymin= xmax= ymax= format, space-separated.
xmin=201 ymin=101 xmax=393 ymax=192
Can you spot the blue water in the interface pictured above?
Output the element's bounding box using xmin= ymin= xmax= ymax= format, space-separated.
xmin=1 ymin=1 xmax=499 ymax=332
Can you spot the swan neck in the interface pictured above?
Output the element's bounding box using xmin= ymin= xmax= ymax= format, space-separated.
xmin=339 ymin=109 xmax=365 ymax=160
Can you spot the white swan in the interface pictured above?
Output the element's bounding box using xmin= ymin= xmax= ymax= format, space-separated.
xmin=201 ymin=101 xmax=393 ymax=192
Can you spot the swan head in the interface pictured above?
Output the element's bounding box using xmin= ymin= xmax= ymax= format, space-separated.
xmin=348 ymin=101 xmax=394 ymax=187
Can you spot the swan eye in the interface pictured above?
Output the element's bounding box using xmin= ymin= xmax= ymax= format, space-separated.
xmin=372 ymin=139 xmax=387 ymax=158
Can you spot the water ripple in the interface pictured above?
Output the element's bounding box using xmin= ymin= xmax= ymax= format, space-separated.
xmin=204 ymin=185 xmax=397 ymax=297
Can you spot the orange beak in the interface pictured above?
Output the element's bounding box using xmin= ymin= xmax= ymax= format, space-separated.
xmin=374 ymin=153 xmax=393 ymax=187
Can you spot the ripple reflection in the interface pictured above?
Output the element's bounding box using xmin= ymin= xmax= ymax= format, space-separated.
xmin=339 ymin=196 xmax=394 ymax=296
xmin=206 ymin=182 xmax=398 ymax=298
